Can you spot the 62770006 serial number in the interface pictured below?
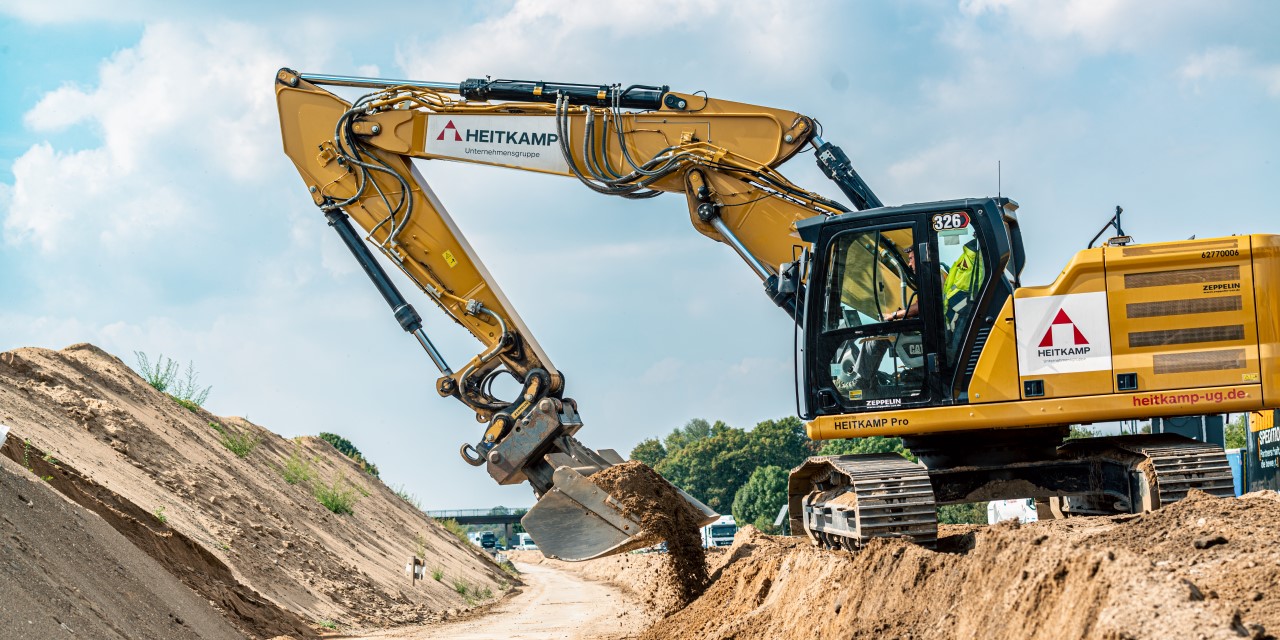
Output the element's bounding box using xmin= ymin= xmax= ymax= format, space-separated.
xmin=1202 ymin=249 xmax=1240 ymax=258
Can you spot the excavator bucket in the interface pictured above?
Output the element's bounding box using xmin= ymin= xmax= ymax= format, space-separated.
xmin=482 ymin=397 xmax=717 ymax=561
xmin=521 ymin=465 xmax=717 ymax=561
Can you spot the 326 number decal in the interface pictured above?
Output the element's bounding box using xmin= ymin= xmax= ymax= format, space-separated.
xmin=931 ymin=212 xmax=970 ymax=231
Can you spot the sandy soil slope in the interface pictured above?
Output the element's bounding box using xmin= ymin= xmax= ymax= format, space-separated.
xmin=0 ymin=454 xmax=244 ymax=640
xmin=0 ymin=344 xmax=514 ymax=638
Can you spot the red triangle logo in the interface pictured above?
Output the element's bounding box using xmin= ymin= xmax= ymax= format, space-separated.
xmin=437 ymin=120 xmax=462 ymax=142
xmin=1039 ymin=308 xmax=1089 ymax=347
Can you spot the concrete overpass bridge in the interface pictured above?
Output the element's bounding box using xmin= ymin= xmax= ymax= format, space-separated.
xmin=425 ymin=508 xmax=528 ymax=545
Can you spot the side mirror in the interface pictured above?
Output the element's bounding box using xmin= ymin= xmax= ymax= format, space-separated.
xmin=777 ymin=260 xmax=800 ymax=296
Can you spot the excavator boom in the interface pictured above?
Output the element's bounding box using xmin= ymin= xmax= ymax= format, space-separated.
xmin=274 ymin=68 xmax=837 ymax=558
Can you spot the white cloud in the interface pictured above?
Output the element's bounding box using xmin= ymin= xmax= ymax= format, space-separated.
xmin=957 ymin=0 xmax=1214 ymax=54
xmin=397 ymin=0 xmax=834 ymax=89
xmin=1180 ymin=46 xmax=1280 ymax=97
xmin=5 ymin=23 xmax=285 ymax=253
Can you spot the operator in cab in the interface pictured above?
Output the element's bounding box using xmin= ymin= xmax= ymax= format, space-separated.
xmin=826 ymin=230 xmax=927 ymax=405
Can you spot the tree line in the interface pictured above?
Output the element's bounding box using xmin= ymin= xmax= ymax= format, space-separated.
xmin=630 ymin=417 xmax=988 ymax=534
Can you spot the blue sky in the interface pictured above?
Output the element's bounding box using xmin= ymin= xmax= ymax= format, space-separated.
xmin=1 ymin=1 xmax=1277 ymax=509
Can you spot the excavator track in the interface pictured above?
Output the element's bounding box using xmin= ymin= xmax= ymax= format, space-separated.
xmin=1115 ymin=437 xmax=1236 ymax=506
xmin=791 ymin=435 xmax=1234 ymax=546
xmin=790 ymin=454 xmax=938 ymax=551
xmin=1041 ymin=435 xmax=1236 ymax=518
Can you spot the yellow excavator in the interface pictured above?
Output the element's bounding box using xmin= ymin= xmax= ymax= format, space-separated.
xmin=275 ymin=69 xmax=1271 ymax=558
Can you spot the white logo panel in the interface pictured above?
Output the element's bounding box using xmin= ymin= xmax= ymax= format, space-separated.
xmin=424 ymin=115 xmax=571 ymax=174
xmin=1015 ymin=291 xmax=1112 ymax=376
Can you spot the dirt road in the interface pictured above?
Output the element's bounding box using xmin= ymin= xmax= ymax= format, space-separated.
xmin=353 ymin=561 xmax=646 ymax=640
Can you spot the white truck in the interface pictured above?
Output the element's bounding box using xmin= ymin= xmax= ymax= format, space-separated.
xmin=513 ymin=532 xmax=538 ymax=551
xmin=701 ymin=515 xmax=738 ymax=548
xmin=986 ymin=499 xmax=1039 ymax=525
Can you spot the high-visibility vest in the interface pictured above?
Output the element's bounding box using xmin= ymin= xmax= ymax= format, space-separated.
xmin=943 ymin=241 xmax=983 ymax=315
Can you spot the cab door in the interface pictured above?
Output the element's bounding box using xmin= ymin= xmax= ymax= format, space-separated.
xmin=806 ymin=215 xmax=945 ymax=414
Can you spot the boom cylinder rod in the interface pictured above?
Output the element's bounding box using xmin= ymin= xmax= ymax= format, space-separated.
xmin=708 ymin=216 xmax=772 ymax=281
xmin=324 ymin=209 xmax=453 ymax=376
xmin=300 ymin=72 xmax=460 ymax=92
xmin=459 ymin=78 xmax=668 ymax=109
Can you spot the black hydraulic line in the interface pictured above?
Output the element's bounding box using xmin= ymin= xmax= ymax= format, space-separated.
xmin=461 ymin=78 xmax=668 ymax=109
xmin=812 ymin=138 xmax=883 ymax=211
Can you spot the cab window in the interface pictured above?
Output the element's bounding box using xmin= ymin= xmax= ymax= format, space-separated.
xmin=821 ymin=227 xmax=926 ymax=404
xmin=933 ymin=212 xmax=984 ymax=366
xmin=823 ymin=228 xmax=917 ymax=331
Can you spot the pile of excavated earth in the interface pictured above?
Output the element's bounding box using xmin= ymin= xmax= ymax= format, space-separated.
xmin=529 ymin=490 xmax=1280 ymax=640
xmin=0 ymin=344 xmax=514 ymax=639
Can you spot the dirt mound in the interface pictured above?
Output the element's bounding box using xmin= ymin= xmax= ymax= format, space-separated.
xmin=640 ymin=492 xmax=1280 ymax=640
xmin=0 ymin=344 xmax=514 ymax=637
xmin=0 ymin=454 xmax=245 ymax=640
xmin=590 ymin=460 xmax=708 ymax=607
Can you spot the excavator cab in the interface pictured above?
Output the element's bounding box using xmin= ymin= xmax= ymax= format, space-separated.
xmin=797 ymin=198 xmax=1023 ymax=418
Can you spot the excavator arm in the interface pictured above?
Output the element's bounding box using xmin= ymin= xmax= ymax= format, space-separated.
xmin=274 ymin=68 xmax=874 ymax=559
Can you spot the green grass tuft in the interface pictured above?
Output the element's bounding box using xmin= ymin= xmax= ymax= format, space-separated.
xmin=281 ymin=448 xmax=315 ymax=485
xmin=313 ymin=474 xmax=359 ymax=515
xmin=210 ymin=422 xmax=260 ymax=458
xmin=393 ymin=484 xmax=421 ymax=510
xmin=498 ymin=560 xmax=520 ymax=578
xmin=134 ymin=352 xmax=211 ymax=409
xmin=438 ymin=518 xmax=470 ymax=545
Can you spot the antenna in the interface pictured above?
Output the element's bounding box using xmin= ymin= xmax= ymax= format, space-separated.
xmin=1087 ymin=205 xmax=1132 ymax=248
xmin=998 ymin=161 xmax=1002 ymax=199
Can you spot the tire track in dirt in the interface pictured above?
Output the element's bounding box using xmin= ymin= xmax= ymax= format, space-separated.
xmin=351 ymin=561 xmax=644 ymax=640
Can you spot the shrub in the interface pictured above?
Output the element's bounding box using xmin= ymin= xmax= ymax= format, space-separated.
xmin=438 ymin=518 xmax=470 ymax=545
xmin=313 ymin=474 xmax=359 ymax=515
xmin=731 ymin=465 xmax=788 ymax=534
xmin=393 ymin=484 xmax=421 ymax=510
xmin=210 ymin=422 xmax=260 ymax=458
xmin=318 ymin=432 xmax=380 ymax=477
xmin=453 ymin=579 xmax=469 ymax=596
xmin=172 ymin=397 xmax=201 ymax=412
xmin=498 ymin=560 xmax=519 ymax=579
xmin=281 ymin=448 xmax=315 ymax=485
xmin=134 ymin=352 xmax=211 ymax=409
xmin=432 ymin=567 xmax=444 ymax=581
xmin=134 ymin=351 xmax=178 ymax=392
xmin=937 ymin=502 xmax=989 ymax=524
xmin=169 ymin=361 xmax=211 ymax=408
